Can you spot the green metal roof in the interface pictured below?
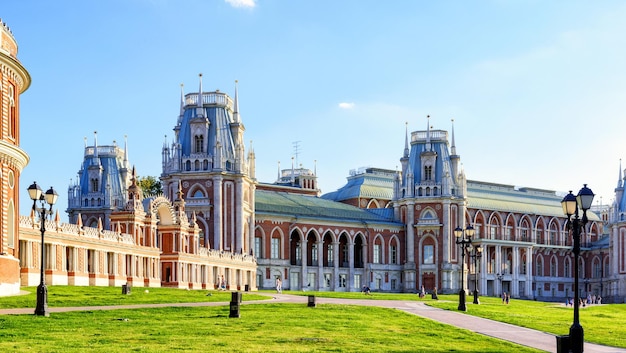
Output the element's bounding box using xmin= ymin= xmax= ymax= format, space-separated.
xmin=466 ymin=181 xmax=601 ymax=221
xmin=255 ymin=189 xmax=398 ymax=224
xmin=322 ymin=168 xmax=395 ymax=201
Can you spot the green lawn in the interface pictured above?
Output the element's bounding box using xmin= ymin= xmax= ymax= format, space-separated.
xmin=297 ymin=291 xmax=626 ymax=349
xmin=0 ymin=286 xmax=269 ymax=308
xmin=0 ymin=303 xmax=542 ymax=352
xmin=1 ymin=287 xmax=623 ymax=351
xmin=425 ymin=295 xmax=626 ymax=349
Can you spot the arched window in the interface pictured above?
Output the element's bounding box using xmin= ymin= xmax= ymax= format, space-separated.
xmin=535 ymin=257 xmax=543 ymax=276
xmin=8 ymin=84 xmax=16 ymax=138
xmin=390 ymin=240 xmax=398 ymax=264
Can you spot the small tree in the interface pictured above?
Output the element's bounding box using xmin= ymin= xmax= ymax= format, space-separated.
xmin=137 ymin=175 xmax=162 ymax=197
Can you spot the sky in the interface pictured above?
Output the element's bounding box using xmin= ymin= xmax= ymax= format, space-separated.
xmin=4 ymin=0 xmax=626 ymax=220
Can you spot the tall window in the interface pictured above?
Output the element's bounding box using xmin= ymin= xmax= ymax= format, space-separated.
xmin=373 ymin=244 xmax=381 ymax=264
xmin=550 ymin=258 xmax=557 ymax=277
xmin=311 ymin=243 xmax=318 ymax=264
xmin=8 ymin=85 xmax=15 ymax=138
xmin=194 ymin=135 xmax=204 ymax=153
xmin=390 ymin=244 xmax=397 ymax=264
xmin=339 ymin=274 xmax=347 ymax=288
xmin=254 ymin=237 xmax=262 ymax=258
xmin=423 ymin=245 xmax=434 ymax=264
xmin=424 ymin=166 xmax=432 ymax=181
xmin=327 ymin=244 xmax=334 ymax=266
xmin=295 ymin=243 xmax=302 ymax=264
xmin=564 ymin=260 xmax=570 ymax=278
xmin=271 ymin=238 xmax=280 ymax=259
xmin=535 ymin=258 xmax=543 ymax=277
xmin=91 ymin=178 xmax=99 ymax=192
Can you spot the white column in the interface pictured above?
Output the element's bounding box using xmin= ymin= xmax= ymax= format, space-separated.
xmin=213 ymin=176 xmax=223 ymax=250
xmin=301 ymin=236 xmax=308 ymax=289
xmin=348 ymin=239 xmax=354 ymax=291
xmin=526 ymin=246 xmax=533 ymax=297
xmin=406 ymin=201 xmax=415 ymax=263
xmin=235 ymin=179 xmax=244 ymax=253
xmin=333 ymin=241 xmax=339 ymax=290
xmin=317 ymin=241 xmax=323 ymax=289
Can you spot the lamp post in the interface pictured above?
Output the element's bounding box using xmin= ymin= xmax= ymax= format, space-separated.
xmin=561 ymin=184 xmax=594 ymax=353
xmin=27 ymin=182 xmax=58 ymax=317
xmin=454 ymin=225 xmax=474 ymax=311
xmin=471 ymin=245 xmax=483 ymax=304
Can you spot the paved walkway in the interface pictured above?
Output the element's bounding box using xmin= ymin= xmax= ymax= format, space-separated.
xmin=1 ymin=293 xmax=624 ymax=353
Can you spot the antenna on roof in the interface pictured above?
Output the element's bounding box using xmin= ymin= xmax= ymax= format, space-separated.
xmin=292 ymin=141 xmax=301 ymax=168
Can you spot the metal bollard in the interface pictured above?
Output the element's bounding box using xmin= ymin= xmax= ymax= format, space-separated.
xmin=555 ymin=335 xmax=570 ymax=353
xmin=229 ymin=292 xmax=241 ymax=318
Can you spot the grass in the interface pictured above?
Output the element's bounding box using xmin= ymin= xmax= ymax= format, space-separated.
xmin=296 ymin=291 xmax=626 ymax=349
xmin=0 ymin=286 xmax=269 ymax=308
xmin=0 ymin=303 xmax=542 ymax=352
xmin=424 ymin=294 xmax=626 ymax=349
xmin=1 ymin=287 xmax=623 ymax=351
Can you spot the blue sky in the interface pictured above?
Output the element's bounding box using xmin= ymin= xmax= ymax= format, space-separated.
xmin=5 ymin=0 xmax=626 ymax=220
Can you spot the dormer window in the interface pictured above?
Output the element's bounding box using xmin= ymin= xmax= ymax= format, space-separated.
xmin=194 ymin=135 xmax=204 ymax=153
xmin=424 ymin=166 xmax=433 ymax=181
xmin=91 ymin=178 xmax=99 ymax=192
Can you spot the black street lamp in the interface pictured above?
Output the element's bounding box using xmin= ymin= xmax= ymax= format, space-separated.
xmin=471 ymin=245 xmax=483 ymax=304
xmin=27 ymin=182 xmax=58 ymax=317
xmin=561 ymin=184 xmax=594 ymax=353
xmin=454 ymin=225 xmax=474 ymax=311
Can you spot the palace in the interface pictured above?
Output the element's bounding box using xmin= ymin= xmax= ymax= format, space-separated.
xmin=2 ymin=19 xmax=626 ymax=303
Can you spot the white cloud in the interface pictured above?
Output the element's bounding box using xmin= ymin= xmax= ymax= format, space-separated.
xmin=338 ymin=102 xmax=355 ymax=109
xmin=225 ymin=0 xmax=256 ymax=8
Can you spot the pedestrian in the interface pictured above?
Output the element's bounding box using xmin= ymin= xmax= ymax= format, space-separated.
xmin=220 ymin=275 xmax=226 ymax=290
xmin=419 ymin=285 xmax=425 ymax=299
xmin=502 ymin=292 xmax=506 ymax=303
xmin=505 ymin=293 xmax=510 ymax=304
xmin=275 ymin=278 xmax=282 ymax=293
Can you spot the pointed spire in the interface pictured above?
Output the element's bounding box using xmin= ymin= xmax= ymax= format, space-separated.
xmin=83 ymin=136 xmax=87 ymax=149
xmin=450 ymin=118 xmax=456 ymax=156
xmin=196 ymin=73 xmax=204 ymax=118
xmin=179 ymin=83 xmax=185 ymax=116
xmin=93 ymin=131 xmax=98 ymax=158
xmin=233 ymin=80 xmax=240 ymax=123
xmin=403 ymin=121 xmax=409 ymax=157
xmin=76 ymin=213 xmax=83 ymax=228
xmin=618 ymin=159 xmax=623 ymax=189
xmin=277 ymin=161 xmax=281 ymax=181
xmin=97 ymin=217 xmax=103 ymax=231
xmin=197 ymin=73 xmax=203 ymax=107
xmin=314 ymin=159 xmax=317 ymax=176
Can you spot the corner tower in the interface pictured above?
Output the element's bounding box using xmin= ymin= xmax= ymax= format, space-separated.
xmin=393 ymin=116 xmax=467 ymax=294
xmin=0 ymin=19 xmax=31 ymax=296
xmin=66 ymin=132 xmax=132 ymax=230
xmin=161 ymin=75 xmax=256 ymax=254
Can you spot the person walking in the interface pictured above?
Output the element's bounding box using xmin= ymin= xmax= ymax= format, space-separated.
xmin=275 ymin=278 xmax=282 ymax=293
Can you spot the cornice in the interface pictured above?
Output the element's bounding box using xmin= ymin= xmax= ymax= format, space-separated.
xmin=0 ymin=140 xmax=29 ymax=170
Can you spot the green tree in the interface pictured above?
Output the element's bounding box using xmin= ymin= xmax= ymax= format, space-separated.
xmin=137 ymin=176 xmax=162 ymax=197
